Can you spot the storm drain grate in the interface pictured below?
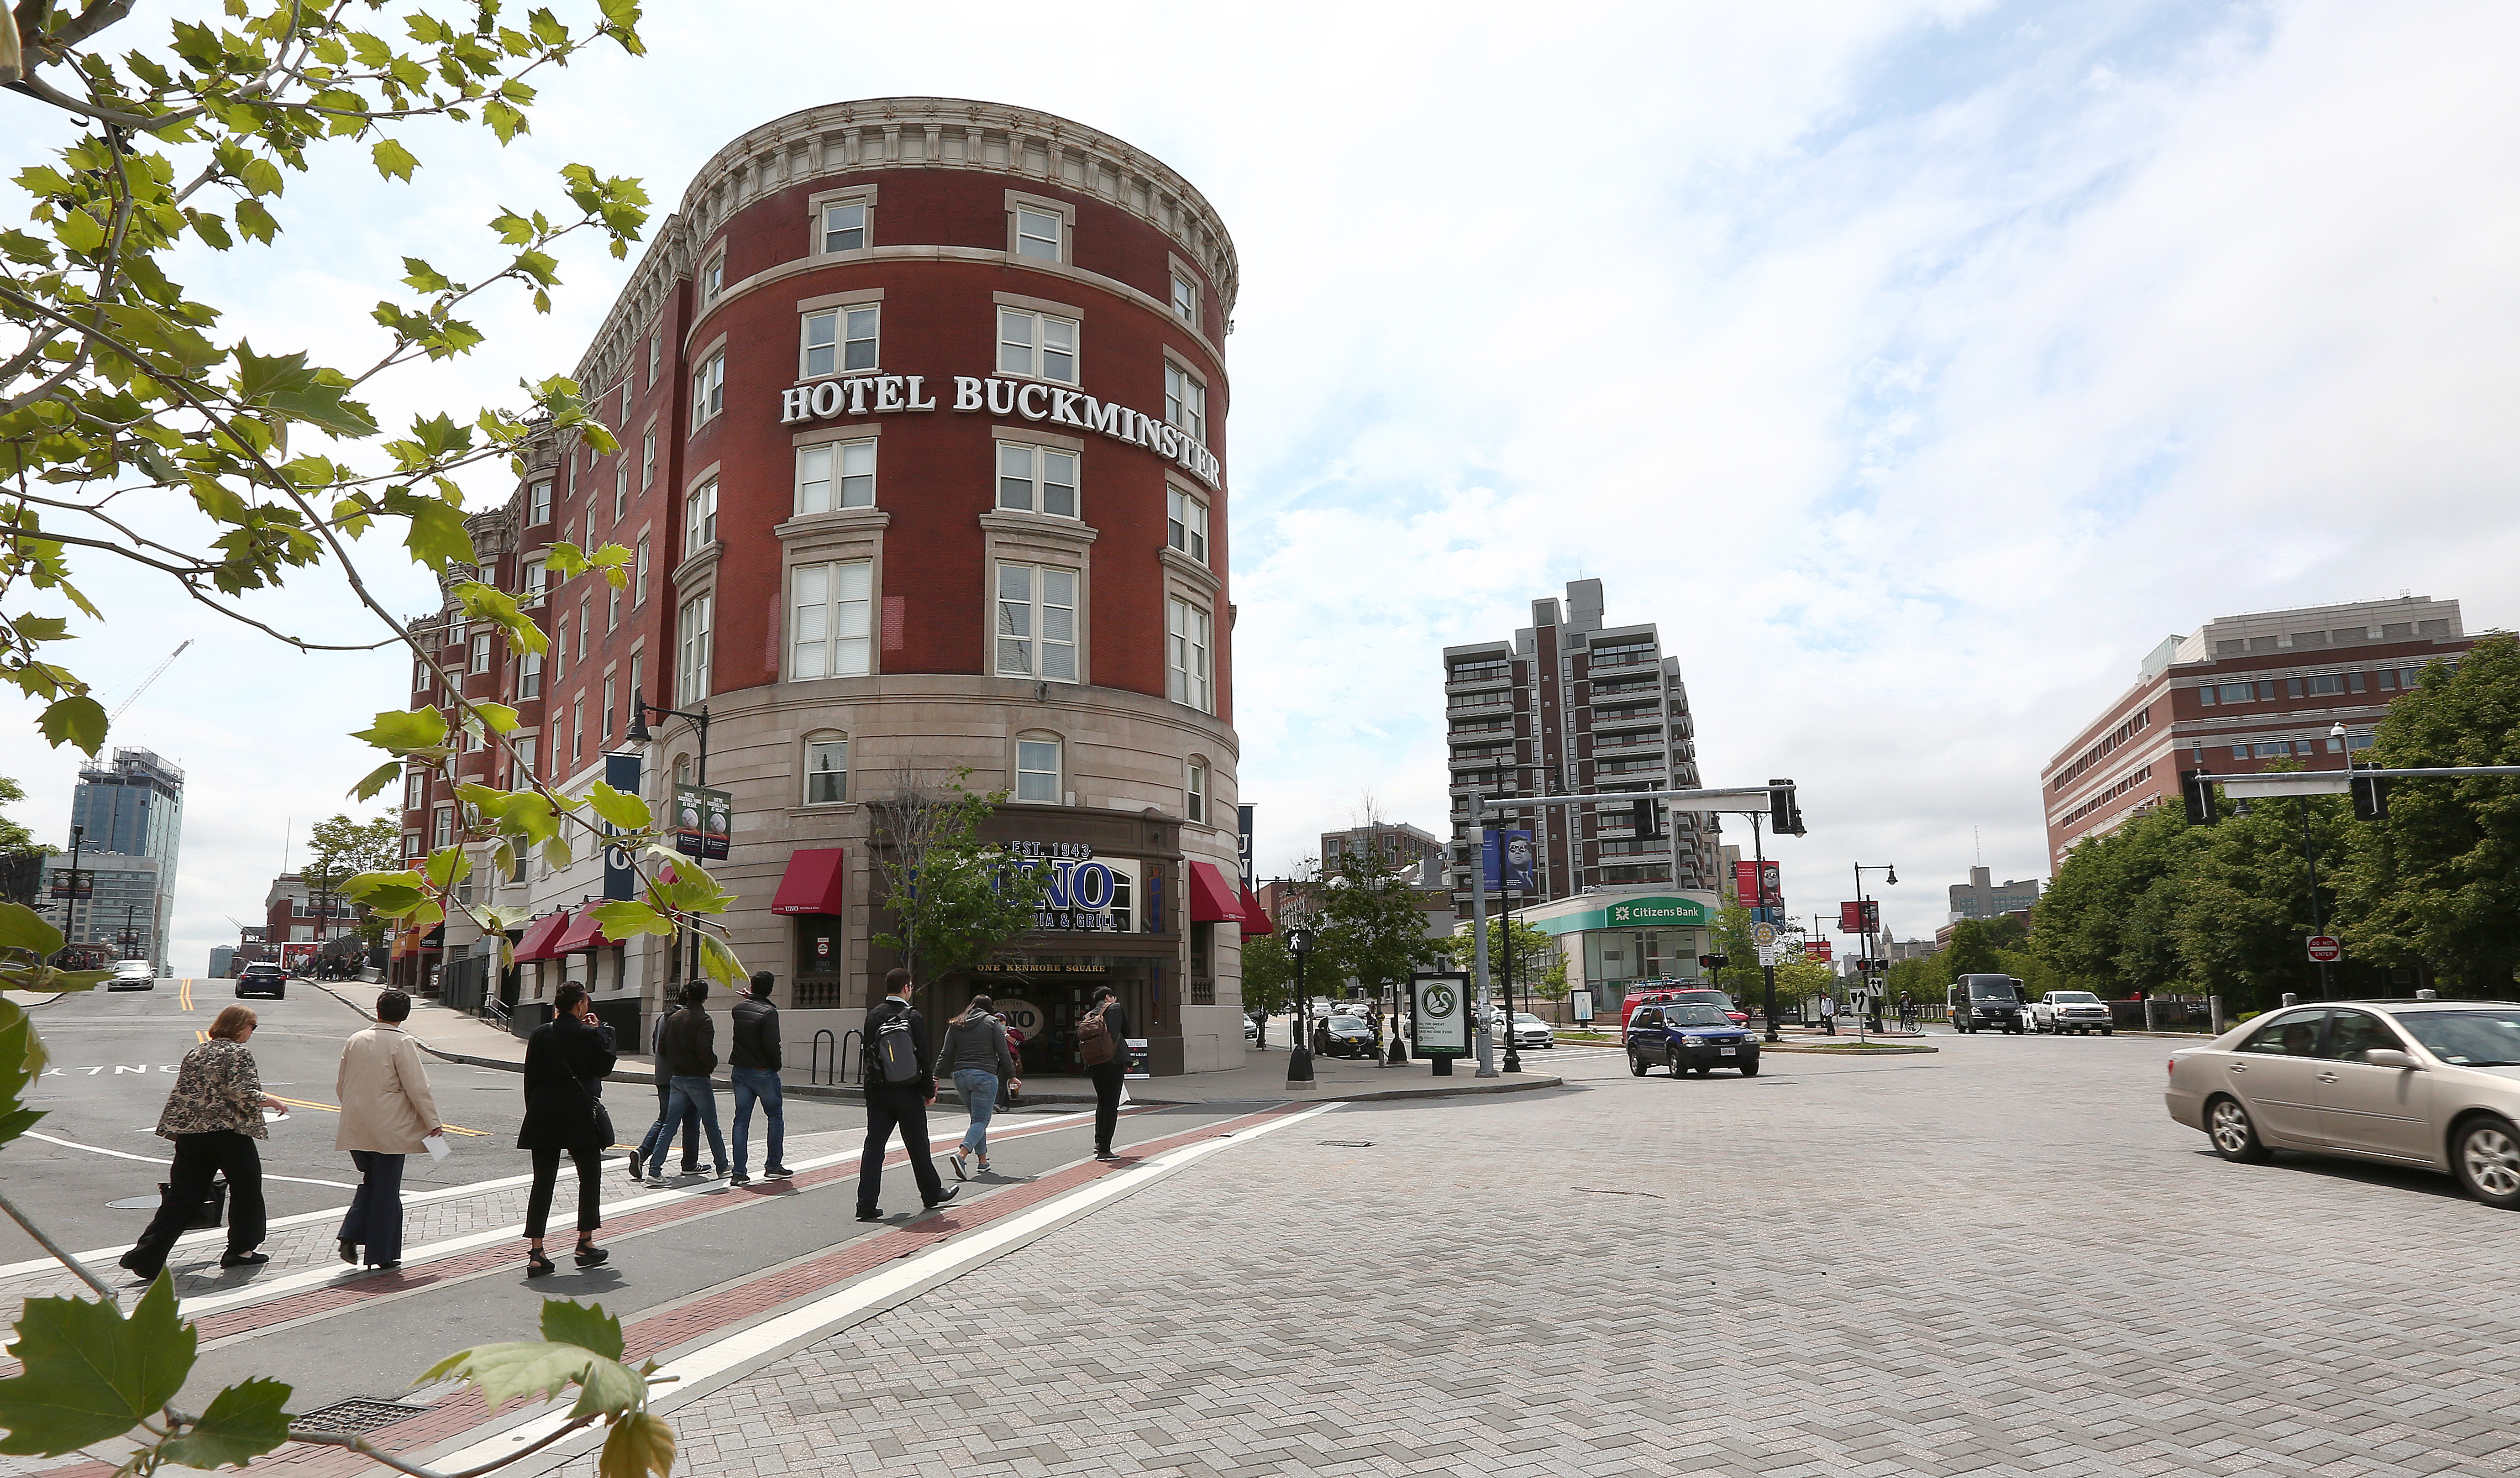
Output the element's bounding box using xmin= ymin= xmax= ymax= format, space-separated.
xmin=1317 ymin=1140 xmax=1376 ymax=1148
xmin=291 ymin=1398 xmax=432 ymax=1435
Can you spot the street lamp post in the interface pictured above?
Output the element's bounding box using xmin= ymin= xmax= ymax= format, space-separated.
xmin=626 ymin=691 xmax=712 ymax=989
xmin=1853 ymin=862 xmax=1896 ymax=1030
xmin=1285 ymin=925 xmax=1317 ymax=1088
xmin=1752 ymin=812 xmax=1779 ymax=1042
xmin=1500 ymin=885 xmax=1522 ymax=1074
xmin=2302 ymin=721 xmax=2348 ymax=1001
xmin=62 ymin=824 xmax=85 ymax=967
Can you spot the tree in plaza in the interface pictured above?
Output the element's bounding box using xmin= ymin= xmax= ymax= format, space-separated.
xmin=2032 ymin=802 xmax=2205 ymax=998
xmin=0 ymin=776 xmax=45 ymax=907
xmin=2168 ymin=769 xmax=2352 ymax=1013
xmin=867 ymin=772 xmax=1054 ymax=1013
xmin=1439 ymin=912 xmax=1558 ymax=996
xmin=1317 ymin=845 xmax=1446 ymax=1010
xmin=0 ymin=5 xmax=693 ymax=1473
xmin=1885 ymin=953 xmax=1943 ymax=1003
xmin=1938 ymin=920 xmax=2007 ymax=980
xmin=303 ymin=811 xmax=400 ymax=946
xmin=2336 ymin=635 xmax=2520 ymax=993
xmin=1239 ymin=930 xmax=1295 ymax=1046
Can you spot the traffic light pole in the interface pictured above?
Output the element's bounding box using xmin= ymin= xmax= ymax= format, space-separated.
xmin=1752 ymin=813 xmax=1779 ymax=1042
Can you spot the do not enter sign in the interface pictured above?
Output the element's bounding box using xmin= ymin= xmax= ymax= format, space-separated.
xmin=2306 ymin=935 xmax=2342 ymax=964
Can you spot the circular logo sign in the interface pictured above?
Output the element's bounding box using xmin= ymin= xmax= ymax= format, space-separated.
xmin=1750 ymin=921 xmax=1778 ymax=947
xmin=992 ymin=998 xmax=1045 ymax=1037
xmin=1423 ymin=984 xmax=1459 ymax=1018
xmin=2306 ymin=935 xmax=2342 ymax=963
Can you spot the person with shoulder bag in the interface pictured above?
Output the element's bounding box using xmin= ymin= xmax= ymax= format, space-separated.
xmin=121 ymin=1006 xmax=288 ymax=1279
xmin=1079 ymin=985 xmax=1128 ymax=1161
xmin=854 ymin=968 xmax=957 ymax=1221
xmin=518 ymin=982 xmax=620 ymax=1276
xmin=935 ymin=994 xmax=1020 ymax=1180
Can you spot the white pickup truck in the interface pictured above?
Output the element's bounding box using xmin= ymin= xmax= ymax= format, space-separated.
xmin=2032 ymin=990 xmax=2114 ymax=1036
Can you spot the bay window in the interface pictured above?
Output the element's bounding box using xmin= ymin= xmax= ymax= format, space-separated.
xmin=1167 ymin=488 xmax=1207 ymax=562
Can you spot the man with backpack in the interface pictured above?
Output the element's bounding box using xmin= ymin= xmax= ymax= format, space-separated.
xmin=1079 ymin=985 xmax=1128 ymax=1161
xmin=855 ymin=968 xmax=957 ymax=1221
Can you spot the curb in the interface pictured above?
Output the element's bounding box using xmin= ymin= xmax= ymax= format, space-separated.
xmin=1278 ymin=1073 xmax=1565 ymax=1104
xmin=1761 ymin=1043 xmax=1938 ymax=1056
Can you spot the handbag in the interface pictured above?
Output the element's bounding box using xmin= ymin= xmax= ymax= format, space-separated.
xmin=162 ymin=1176 xmax=226 ymax=1229
xmin=578 ymin=1075 xmax=616 ymax=1148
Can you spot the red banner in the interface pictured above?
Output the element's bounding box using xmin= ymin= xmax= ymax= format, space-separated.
xmin=1734 ymin=860 xmax=1780 ymax=906
xmin=1807 ymin=940 xmax=1834 ymax=963
xmin=1839 ymin=900 xmax=1879 ymax=933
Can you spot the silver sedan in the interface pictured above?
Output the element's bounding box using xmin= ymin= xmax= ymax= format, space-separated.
xmin=2165 ymin=999 xmax=2520 ymax=1207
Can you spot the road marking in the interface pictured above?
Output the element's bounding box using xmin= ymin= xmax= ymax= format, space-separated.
xmin=20 ymin=1131 xmax=357 ymax=1189
xmin=267 ymin=1094 xmax=488 ymax=1136
xmin=431 ymin=1101 xmax=1344 ymax=1474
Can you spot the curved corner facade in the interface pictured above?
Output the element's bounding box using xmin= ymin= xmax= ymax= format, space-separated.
xmin=394 ymin=99 xmax=1248 ymax=1076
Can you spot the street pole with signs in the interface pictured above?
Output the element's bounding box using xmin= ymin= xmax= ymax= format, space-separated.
xmin=1466 ymin=791 xmax=1497 ymax=1078
xmin=1285 ymin=926 xmax=1318 ymax=1089
xmin=1752 ymin=813 xmax=1780 ymax=1040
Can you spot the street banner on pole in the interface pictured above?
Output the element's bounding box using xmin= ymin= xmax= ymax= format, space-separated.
xmin=1236 ymin=804 xmax=1255 ymax=889
xmin=1737 ymin=860 xmax=1782 ymax=906
xmin=1482 ymin=831 xmax=1536 ymax=893
xmin=673 ymin=784 xmax=733 ymax=860
xmin=603 ymin=751 xmax=642 ymax=899
xmin=1838 ymin=900 xmax=1878 ymax=933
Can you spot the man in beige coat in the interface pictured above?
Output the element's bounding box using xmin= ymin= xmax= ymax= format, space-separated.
xmin=334 ymin=989 xmax=443 ymax=1270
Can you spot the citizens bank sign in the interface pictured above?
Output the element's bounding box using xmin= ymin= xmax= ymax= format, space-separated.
xmin=778 ymin=374 xmax=1221 ymax=489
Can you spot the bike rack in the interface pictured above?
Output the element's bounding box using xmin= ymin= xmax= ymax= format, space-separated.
xmin=809 ymin=1029 xmax=836 ymax=1085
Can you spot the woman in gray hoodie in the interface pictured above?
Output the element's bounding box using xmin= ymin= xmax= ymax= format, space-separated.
xmin=936 ymin=995 xmax=1020 ymax=1179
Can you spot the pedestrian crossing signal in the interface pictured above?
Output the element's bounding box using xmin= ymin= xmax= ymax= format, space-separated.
xmin=2180 ymin=770 xmax=2217 ymax=827
xmin=1768 ymin=778 xmax=1806 ymax=837
xmin=2350 ymin=765 xmax=2390 ymax=822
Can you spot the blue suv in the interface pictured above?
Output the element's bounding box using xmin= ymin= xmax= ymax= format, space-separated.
xmin=1628 ymin=1002 xmax=1761 ymax=1078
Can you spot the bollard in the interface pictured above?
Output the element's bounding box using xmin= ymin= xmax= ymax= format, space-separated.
xmin=2210 ymin=995 xmax=2224 ymax=1035
xmin=2143 ymin=996 xmax=2158 ymax=1031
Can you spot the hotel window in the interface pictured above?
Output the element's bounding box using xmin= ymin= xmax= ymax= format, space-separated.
xmin=1167 ymin=488 xmax=1207 ymax=562
xmin=601 ymin=675 xmax=615 ymax=740
xmin=528 ymin=479 xmax=552 ymax=525
xmin=2252 ymin=741 xmax=2288 ymax=758
xmin=996 ymin=442 xmax=1078 ymax=518
xmin=700 ymin=250 xmax=724 ymax=304
xmin=608 ymin=585 xmax=620 ymax=632
xmin=635 ymin=536 xmax=650 ymax=605
xmin=572 ymin=698 xmax=585 ymax=762
xmin=996 ymin=564 xmax=1077 ymax=681
xmin=2197 ymin=685 xmax=2216 ymax=706
xmin=511 ymin=736 xmax=536 ymax=790
xmin=677 ymin=594 xmax=712 ymax=706
xmin=996 ymin=308 xmax=1077 ymax=383
xmin=433 ymin=806 xmax=454 ymax=849
xmin=1170 ymin=272 xmax=1197 ymax=327
xmin=1186 ymin=762 xmax=1207 ymax=824
xmin=640 ymin=430 xmax=655 ymax=490
xmin=802 ymin=305 xmax=879 ymax=378
xmin=1015 ymin=737 xmax=1061 ymax=803
xmin=2305 ymin=673 xmax=2345 ymax=696
xmin=578 ymin=597 xmax=590 ymax=661
xmin=553 ymin=619 xmax=568 ymax=680
xmin=627 ymin=655 xmax=641 ymax=725
xmin=1014 ymin=206 xmax=1061 ymax=262
xmin=692 ymin=352 xmax=724 ymax=430
xmin=613 ymin=465 xmax=628 ymax=524
xmin=685 ymin=480 xmax=717 ymax=556
xmin=795 ymin=440 xmax=876 ymax=514
xmin=1168 ymin=597 xmax=1212 ymax=713
xmin=2218 ymin=682 xmax=2255 ymax=704
xmin=646 ymin=328 xmax=659 ymax=387
xmin=805 ymin=736 xmax=849 ymax=804
xmin=791 ymin=560 xmax=873 ymax=680
xmin=820 ymin=200 xmax=867 ymax=253
xmin=413 ymin=657 xmax=430 ymax=691
xmin=404 ymin=771 xmax=424 ymax=811
xmin=518 ymin=650 xmax=542 ymax=699
xmin=468 ymin=631 xmax=491 ymax=674
xmin=1164 ymin=362 xmax=1206 ymax=444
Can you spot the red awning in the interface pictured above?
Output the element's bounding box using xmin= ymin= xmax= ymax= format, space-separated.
xmin=772 ymin=848 xmax=846 ymax=916
xmin=1238 ymin=887 xmax=1275 ymax=935
xmin=512 ymin=911 xmax=571 ymax=963
xmin=1187 ymin=860 xmax=1247 ymax=924
xmin=552 ymin=910 xmax=620 ymax=954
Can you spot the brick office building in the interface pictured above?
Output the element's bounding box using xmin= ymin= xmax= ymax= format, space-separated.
xmin=394 ymin=97 xmax=1250 ymax=1075
xmin=2040 ymin=596 xmax=2479 ymax=869
xmin=1441 ymin=579 xmax=1718 ymax=919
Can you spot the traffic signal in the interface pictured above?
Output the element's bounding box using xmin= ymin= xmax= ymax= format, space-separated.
xmin=2180 ymin=770 xmax=2217 ymax=827
xmin=1631 ymin=798 xmax=1662 ymax=839
xmin=2351 ymin=765 xmax=2391 ymax=822
xmin=1769 ymin=778 xmax=1806 ymax=837
xmin=1699 ymin=953 xmax=1730 ymax=970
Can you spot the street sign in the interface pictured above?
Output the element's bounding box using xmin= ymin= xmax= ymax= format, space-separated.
xmin=2306 ymin=935 xmax=2342 ymax=964
xmin=1756 ymin=945 xmax=1778 ymax=967
xmin=1570 ymin=990 xmax=1594 ymax=1023
xmin=1750 ymin=921 xmax=1778 ymax=948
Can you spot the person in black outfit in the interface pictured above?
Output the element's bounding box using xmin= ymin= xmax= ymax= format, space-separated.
xmin=1084 ymin=985 xmax=1129 ymax=1160
xmin=627 ymin=992 xmax=699 ymax=1181
xmin=855 ymin=968 xmax=958 ymax=1221
xmin=518 ymin=982 xmax=619 ymax=1277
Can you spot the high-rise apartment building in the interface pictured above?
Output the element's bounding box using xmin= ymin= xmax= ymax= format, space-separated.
xmin=1443 ymin=579 xmax=1715 ymax=914
xmin=67 ymin=747 xmax=183 ymax=972
xmin=2041 ymin=596 xmax=2478 ymax=868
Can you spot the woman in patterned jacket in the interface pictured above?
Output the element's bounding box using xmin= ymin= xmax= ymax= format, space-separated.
xmin=120 ymin=1005 xmax=288 ymax=1279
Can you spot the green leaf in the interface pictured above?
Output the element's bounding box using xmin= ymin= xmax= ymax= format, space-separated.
xmin=587 ymin=900 xmax=672 ymax=941
xmin=424 ymin=845 xmax=472 ymax=890
xmin=0 ymin=1000 xmax=51 ymax=1152
xmin=412 ymin=1342 xmax=604 ymax=1413
xmin=569 ymin=1356 xmax=644 ymax=1420
xmin=37 ymin=697 xmax=108 ymax=755
xmin=542 ymin=834 xmax=572 ymax=872
xmin=540 ymin=1295 xmax=625 ymax=1365
xmin=233 ymin=198 xmax=277 ymax=244
xmin=337 ymin=870 xmax=430 ymax=915
xmin=55 ymin=210 xmax=106 ymax=255
xmin=582 ymin=782 xmax=649 ymax=831
xmin=371 ymin=138 xmax=420 ymax=183
xmin=165 ymin=1377 xmax=292 ymax=1468
xmin=472 ymin=702 xmax=520 ymax=734
xmin=0 ymin=1278 xmax=197 ymax=1456
xmin=0 ymin=903 xmax=65 ymax=960
xmin=696 ymin=932 xmax=744 ymax=987
xmin=353 ymin=707 xmax=448 ymax=753
xmin=350 ymin=760 xmax=404 ymax=802
xmin=598 ymin=1409 xmax=676 ymax=1478
xmin=404 ymin=499 xmax=478 ymax=568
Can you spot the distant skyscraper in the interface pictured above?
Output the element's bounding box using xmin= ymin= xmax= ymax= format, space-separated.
xmin=69 ymin=747 xmax=184 ymax=972
xmin=1442 ymin=579 xmax=1715 ymax=913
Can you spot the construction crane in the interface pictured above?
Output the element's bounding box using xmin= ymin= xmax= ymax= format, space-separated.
xmin=107 ymin=640 xmax=191 ymax=724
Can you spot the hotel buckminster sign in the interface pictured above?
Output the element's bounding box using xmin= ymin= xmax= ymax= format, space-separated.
xmin=777 ymin=374 xmax=1222 ymax=488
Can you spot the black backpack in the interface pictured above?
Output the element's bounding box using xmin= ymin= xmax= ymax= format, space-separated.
xmin=870 ymin=1004 xmax=920 ymax=1085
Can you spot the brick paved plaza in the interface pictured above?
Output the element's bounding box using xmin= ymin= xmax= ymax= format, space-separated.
xmin=554 ymin=1036 xmax=2520 ymax=1478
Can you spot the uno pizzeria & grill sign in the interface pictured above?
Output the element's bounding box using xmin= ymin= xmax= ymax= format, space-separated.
xmin=777 ymin=374 xmax=1222 ymax=489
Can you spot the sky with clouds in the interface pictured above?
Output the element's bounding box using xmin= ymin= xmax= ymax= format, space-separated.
xmin=5 ymin=0 xmax=2516 ymax=970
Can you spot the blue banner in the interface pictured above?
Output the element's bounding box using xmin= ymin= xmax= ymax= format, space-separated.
xmin=1481 ymin=829 xmax=1536 ymax=894
xmin=603 ymin=751 xmax=641 ymax=900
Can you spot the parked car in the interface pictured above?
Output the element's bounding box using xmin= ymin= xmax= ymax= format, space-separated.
xmin=2032 ymin=990 xmax=2114 ymax=1035
xmin=234 ymin=962 xmax=288 ymax=1000
xmin=1947 ymin=975 xmax=2030 ymax=1033
xmin=2166 ymin=1000 xmax=2520 ymax=1208
xmin=1243 ymin=1015 xmax=1262 ymax=1043
xmin=106 ymin=959 xmax=156 ymax=991
xmin=1312 ymin=1015 xmax=1376 ymax=1059
xmin=1620 ymin=986 xmax=1748 ymax=1034
xmin=1485 ymin=1011 xmax=1553 ymax=1050
xmin=1627 ymin=1002 xmax=1760 ymax=1077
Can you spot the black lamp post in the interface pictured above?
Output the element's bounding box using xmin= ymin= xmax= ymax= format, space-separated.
xmin=627 ymin=690 xmax=711 ymax=986
xmin=1500 ymin=889 xmax=1522 ymax=1074
xmin=1285 ymin=926 xmax=1317 ymax=1087
xmin=61 ymin=823 xmax=85 ymax=967
xmin=1854 ymin=862 xmax=1895 ymax=1030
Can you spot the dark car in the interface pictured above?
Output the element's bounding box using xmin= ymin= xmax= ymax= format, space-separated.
xmin=1947 ymin=974 xmax=2028 ymax=1033
xmin=234 ymin=963 xmax=288 ymax=1000
xmin=1628 ymin=1003 xmax=1760 ymax=1078
xmin=1312 ymin=1015 xmax=1376 ymax=1059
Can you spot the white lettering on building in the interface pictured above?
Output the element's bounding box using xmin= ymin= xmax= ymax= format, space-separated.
xmin=780 ymin=373 xmax=1222 ymax=489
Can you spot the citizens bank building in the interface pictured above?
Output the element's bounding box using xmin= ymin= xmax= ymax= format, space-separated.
xmin=397 ymin=98 xmax=1252 ymax=1075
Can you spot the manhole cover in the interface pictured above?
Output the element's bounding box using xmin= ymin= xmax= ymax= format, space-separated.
xmin=292 ymin=1398 xmax=432 ymax=1435
xmin=105 ymin=1195 xmax=160 ymax=1209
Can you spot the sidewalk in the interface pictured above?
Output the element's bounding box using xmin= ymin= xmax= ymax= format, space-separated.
xmin=323 ymin=984 xmax=1563 ymax=1107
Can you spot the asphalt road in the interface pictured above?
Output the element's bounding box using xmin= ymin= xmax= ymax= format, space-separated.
xmin=0 ymin=980 xmax=864 ymax=1261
